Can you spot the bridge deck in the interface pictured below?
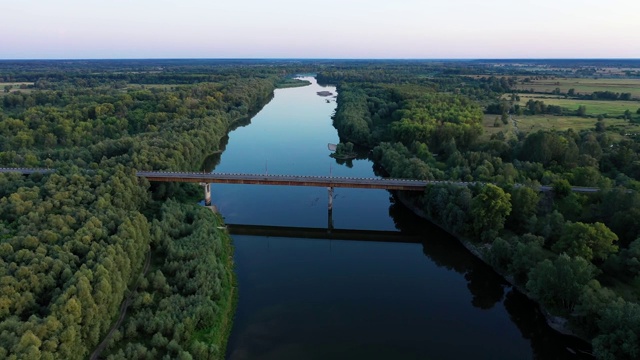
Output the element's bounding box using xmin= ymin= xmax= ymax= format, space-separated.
xmin=0 ymin=168 xmax=601 ymax=193
xmin=136 ymin=171 xmax=428 ymax=191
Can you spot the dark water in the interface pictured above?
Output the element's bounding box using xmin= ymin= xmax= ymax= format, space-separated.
xmin=208 ymin=77 xmax=590 ymax=360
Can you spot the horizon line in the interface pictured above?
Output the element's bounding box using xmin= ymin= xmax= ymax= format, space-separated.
xmin=1 ymin=57 xmax=640 ymax=61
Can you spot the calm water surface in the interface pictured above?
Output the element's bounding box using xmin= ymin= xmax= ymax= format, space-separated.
xmin=208 ymin=77 xmax=589 ymax=360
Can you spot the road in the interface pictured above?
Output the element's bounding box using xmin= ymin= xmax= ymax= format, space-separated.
xmin=0 ymin=168 xmax=602 ymax=193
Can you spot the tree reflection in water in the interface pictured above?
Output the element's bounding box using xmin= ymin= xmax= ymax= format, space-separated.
xmin=387 ymin=194 xmax=593 ymax=359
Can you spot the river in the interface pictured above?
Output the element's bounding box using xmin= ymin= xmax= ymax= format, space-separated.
xmin=205 ymin=77 xmax=590 ymax=359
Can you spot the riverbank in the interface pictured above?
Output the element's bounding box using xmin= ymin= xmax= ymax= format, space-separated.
xmin=101 ymin=80 xmax=279 ymax=358
xmin=395 ymin=191 xmax=585 ymax=340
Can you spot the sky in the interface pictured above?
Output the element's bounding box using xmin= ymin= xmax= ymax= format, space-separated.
xmin=1 ymin=0 xmax=639 ymax=59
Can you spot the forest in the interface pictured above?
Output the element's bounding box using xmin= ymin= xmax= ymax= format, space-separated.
xmin=323 ymin=60 xmax=640 ymax=360
xmin=0 ymin=60 xmax=283 ymax=359
xmin=2 ymin=59 xmax=640 ymax=359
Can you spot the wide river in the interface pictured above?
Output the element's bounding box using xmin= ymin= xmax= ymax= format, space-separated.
xmin=206 ymin=77 xmax=590 ymax=360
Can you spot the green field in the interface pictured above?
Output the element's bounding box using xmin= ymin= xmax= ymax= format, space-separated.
xmin=481 ymin=114 xmax=516 ymax=140
xmin=0 ymin=82 xmax=34 ymax=95
xmin=482 ymin=114 xmax=640 ymax=140
xmin=513 ymin=94 xmax=640 ymax=117
xmin=515 ymin=78 xmax=640 ymax=99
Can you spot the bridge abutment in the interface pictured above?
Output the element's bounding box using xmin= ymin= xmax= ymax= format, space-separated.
xmin=328 ymin=187 xmax=334 ymax=211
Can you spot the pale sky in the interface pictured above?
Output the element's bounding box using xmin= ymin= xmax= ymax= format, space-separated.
xmin=1 ymin=0 xmax=639 ymax=59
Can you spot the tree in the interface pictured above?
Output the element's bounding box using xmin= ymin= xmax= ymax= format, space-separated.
xmin=552 ymin=221 xmax=619 ymax=262
xmin=552 ymin=179 xmax=571 ymax=198
xmin=470 ymin=184 xmax=512 ymax=242
xmin=507 ymin=187 xmax=540 ymax=232
xmin=509 ymin=234 xmax=546 ymax=283
xmin=577 ymin=105 xmax=587 ymax=117
xmin=593 ymin=299 xmax=640 ymax=360
xmin=526 ymin=254 xmax=596 ymax=312
xmin=488 ymin=237 xmax=512 ymax=271
xmin=568 ymin=88 xmax=576 ymax=96
xmin=574 ymin=280 xmax=617 ymax=336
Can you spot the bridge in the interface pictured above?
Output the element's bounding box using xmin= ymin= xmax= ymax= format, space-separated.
xmin=135 ymin=170 xmax=428 ymax=190
xmin=136 ymin=170 xmax=430 ymax=207
xmin=0 ymin=168 xmax=601 ymax=208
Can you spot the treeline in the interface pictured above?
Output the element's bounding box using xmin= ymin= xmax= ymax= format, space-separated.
xmin=576 ymin=90 xmax=632 ymax=101
xmin=331 ymin=77 xmax=640 ymax=359
xmin=0 ymin=63 xmax=280 ymax=359
xmin=486 ymin=99 xmax=564 ymax=116
xmin=318 ymin=69 xmax=517 ymax=104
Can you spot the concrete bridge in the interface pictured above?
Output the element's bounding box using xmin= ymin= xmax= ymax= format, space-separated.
xmin=0 ymin=168 xmax=601 ymax=209
xmin=136 ymin=170 xmax=431 ymax=207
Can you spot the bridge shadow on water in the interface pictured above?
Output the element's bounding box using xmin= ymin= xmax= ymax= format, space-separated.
xmin=226 ymin=224 xmax=423 ymax=243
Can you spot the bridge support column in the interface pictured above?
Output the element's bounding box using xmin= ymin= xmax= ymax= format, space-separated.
xmin=201 ymin=183 xmax=212 ymax=206
xmin=327 ymin=187 xmax=334 ymax=233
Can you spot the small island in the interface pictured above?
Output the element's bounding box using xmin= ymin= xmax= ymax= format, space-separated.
xmin=277 ymin=78 xmax=311 ymax=88
xmin=317 ymin=90 xmax=333 ymax=97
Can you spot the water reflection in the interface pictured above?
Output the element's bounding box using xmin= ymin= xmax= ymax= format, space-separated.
xmin=387 ymin=194 xmax=592 ymax=358
xmin=218 ymin=76 xmax=592 ymax=360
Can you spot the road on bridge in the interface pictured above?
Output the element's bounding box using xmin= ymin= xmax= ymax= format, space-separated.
xmin=0 ymin=168 xmax=602 ymax=193
xmin=136 ymin=170 xmax=428 ymax=191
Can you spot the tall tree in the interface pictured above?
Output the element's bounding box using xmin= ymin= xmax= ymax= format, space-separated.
xmin=470 ymin=184 xmax=511 ymax=242
xmin=552 ymin=221 xmax=619 ymax=262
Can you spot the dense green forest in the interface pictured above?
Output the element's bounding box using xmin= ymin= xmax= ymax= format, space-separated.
xmin=0 ymin=60 xmax=281 ymax=359
xmin=321 ymin=63 xmax=640 ymax=360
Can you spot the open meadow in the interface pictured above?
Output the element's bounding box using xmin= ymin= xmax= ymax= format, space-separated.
xmin=514 ymin=78 xmax=640 ymax=99
xmin=0 ymin=82 xmax=34 ymax=95
xmin=483 ymin=114 xmax=640 ymax=141
xmin=513 ymin=93 xmax=640 ymax=117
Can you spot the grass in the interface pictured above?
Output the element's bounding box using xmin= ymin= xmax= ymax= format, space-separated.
xmin=0 ymin=82 xmax=34 ymax=86
xmin=515 ymin=78 xmax=640 ymax=99
xmin=515 ymin=115 xmax=601 ymax=133
xmin=0 ymin=82 xmax=35 ymax=96
xmin=482 ymin=114 xmax=640 ymax=141
xmin=481 ymin=114 xmax=516 ymax=140
xmin=513 ymin=94 xmax=640 ymax=118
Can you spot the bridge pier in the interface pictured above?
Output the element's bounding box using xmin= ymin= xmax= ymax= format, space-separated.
xmin=327 ymin=187 xmax=334 ymax=232
xmin=201 ymin=183 xmax=212 ymax=206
